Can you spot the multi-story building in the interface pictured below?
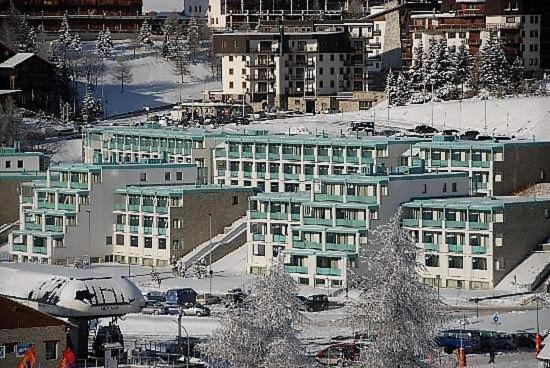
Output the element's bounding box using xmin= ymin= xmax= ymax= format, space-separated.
xmin=214 ymin=134 xmax=423 ymax=192
xmin=83 ymin=126 xmax=230 ymax=184
xmin=8 ymin=160 xmax=197 ymax=265
xmin=211 ymin=19 xmax=386 ymax=112
xmin=247 ymin=169 xmax=470 ymax=287
xmin=401 ymin=196 xmax=550 ymax=289
xmin=412 ymin=135 xmax=550 ymax=196
xmin=111 ymin=184 xmax=255 ymax=266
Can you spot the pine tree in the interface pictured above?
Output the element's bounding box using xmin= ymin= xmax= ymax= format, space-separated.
xmin=468 ymin=52 xmax=482 ymax=94
xmin=138 ymin=19 xmax=154 ymax=48
xmin=348 ymin=210 xmax=447 ymax=367
xmin=21 ymin=26 xmax=38 ymax=53
xmin=385 ymin=70 xmax=397 ymax=105
xmin=57 ymin=14 xmax=73 ymax=48
xmin=394 ymin=73 xmax=411 ymax=106
xmin=193 ymin=258 xmax=208 ymax=279
xmin=202 ymin=259 xmax=306 ymax=367
xmin=409 ymin=40 xmax=426 ymax=89
xmin=479 ymin=31 xmax=510 ymax=94
xmin=17 ymin=16 xmax=30 ymax=52
xmin=187 ymin=17 xmax=200 ymax=63
xmin=81 ymin=86 xmax=103 ymax=121
xmin=509 ymin=56 xmax=523 ymax=95
xmin=96 ymin=28 xmax=114 ymax=58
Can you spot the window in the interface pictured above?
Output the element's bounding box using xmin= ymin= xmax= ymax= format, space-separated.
xmin=242 ymin=81 xmax=246 ymax=88
xmin=422 ymin=183 xmax=427 ymax=194
xmin=106 ymin=236 xmax=112 ymax=245
xmin=545 ymin=209 xmax=550 ymax=219
xmin=159 ymin=238 xmax=166 ymax=249
xmin=45 ymin=341 xmax=58 ymax=360
xmin=5 ymin=160 xmax=10 ymax=168
xmin=319 ymin=54 xmax=323 ymax=61
xmin=472 ymin=257 xmax=487 ymax=270
xmin=176 ymin=172 xmax=183 ymax=181
xmin=253 ymin=243 xmax=265 ymax=256
xmin=172 ymin=239 xmax=181 ymax=250
xmin=448 ymin=256 xmax=463 ymax=269
xmin=228 ymin=56 xmax=233 ymax=61
xmin=425 ymin=254 xmax=439 ymax=267
xmin=165 ymin=172 xmax=171 ymax=181
xmin=116 ymin=234 xmax=124 ymax=245
xmin=172 ymin=219 xmax=182 ymax=228
xmin=319 ymin=67 xmax=323 ymax=75
xmin=17 ymin=160 xmax=23 ymax=168
xmin=144 ymin=237 xmax=152 ymax=249
xmin=443 ymin=183 xmax=447 ymax=192
xmin=242 ymin=56 xmax=245 ymax=61
xmin=270 ymin=183 xmax=279 ymax=192
xmin=229 ymin=82 xmax=234 ymax=89
xmin=140 ymin=172 xmax=146 ymax=182
xmin=452 ymin=183 xmax=457 ymax=192
xmin=130 ymin=236 xmax=138 ymax=247
xmin=229 ymin=68 xmax=234 ymax=75
xmin=330 ymin=54 xmax=334 ymax=61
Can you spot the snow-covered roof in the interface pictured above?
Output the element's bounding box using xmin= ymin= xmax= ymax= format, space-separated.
xmin=0 ymin=53 xmax=34 ymax=68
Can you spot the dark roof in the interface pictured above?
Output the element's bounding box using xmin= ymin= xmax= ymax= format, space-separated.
xmin=0 ymin=295 xmax=72 ymax=330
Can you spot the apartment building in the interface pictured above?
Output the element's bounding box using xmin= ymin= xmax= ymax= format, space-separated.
xmin=247 ymin=169 xmax=469 ymax=287
xmin=83 ymin=126 xmax=230 ymax=184
xmin=214 ymin=133 xmax=422 ymax=193
xmin=401 ymin=196 xmax=550 ymax=289
xmin=412 ymin=135 xmax=550 ymax=196
xmin=111 ymin=184 xmax=255 ymax=266
xmin=212 ymin=20 xmax=384 ymax=112
xmin=8 ymin=161 xmax=198 ymax=265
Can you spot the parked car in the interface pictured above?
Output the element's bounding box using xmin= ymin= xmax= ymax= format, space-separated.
xmin=180 ymin=303 xmax=211 ymax=317
xmin=436 ymin=329 xmax=482 ymax=354
xmin=166 ymin=288 xmax=198 ymax=306
xmin=494 ymin=332 xmax=517 ymax=351
xmin=315 ymin=343 xmax=360 ymax=366
xmin=145 ymin=291 xmax=166 ymax=304
xmin=349 ymin=121 xmax=375 ymax=132
xmin=515 ymin=332 xmax=538 ymax=349
xmin=224 ymin=288 xmax=248 ymax=307
xmin=297 ymin=294 xmax=329 ymax=312
xmin=196 ymin=293 xmax=220 ymax=305
xmin=141 ymin=302 xmax=169 ymax=315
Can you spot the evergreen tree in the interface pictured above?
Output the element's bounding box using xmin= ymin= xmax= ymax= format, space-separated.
xmin=385 ymin=70 xmax=397 ymax=105
xmin=81 ymin=86 xmax=103 ymax=121
xmin=138 ymin=19 xmax=154 ymax=48
xmin=509 ymin=56 xmax=523 ymax=95
xmin=193 ymin=258 xmax=208 ymax=279
xmin=468 ymin=52 xmax=482 ymax=94
xmin=187 ymin=17 xmax=200 ymax=63
xmin=17 ymin=16 xmax=30 ymax=52
xmin=408 ymin=40 xmax=426 ymax=89
xmin=57 ymin=14 xmax=73 ymax=48
xmin=394 ymin=73 xmax=411 ymax=106
xmin=21 ymin=26 xmax=38 ymax=53
xmin=479 ymin=31 xmax=510 ymax=94
xmin=96 ymin=28 xmax=114 ymax=58
xmin=425 ymin=38 xmax=455 ymax=98
xmin=452 ymin=41 xmax=473 ymax=96
xmin=348 ymin=210 xmax=448 ymax=367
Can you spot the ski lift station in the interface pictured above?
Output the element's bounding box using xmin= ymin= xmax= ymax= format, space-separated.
xmin=0 ymin=262 xmax=145 ymax=358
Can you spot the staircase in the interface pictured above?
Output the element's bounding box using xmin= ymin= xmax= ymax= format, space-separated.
xmin=181 ymin=217 xmax=248 ymax=269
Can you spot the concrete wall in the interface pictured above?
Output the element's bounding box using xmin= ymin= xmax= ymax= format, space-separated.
xmin=170 ymin=189 xmax=254 ymax=258
xmin=493 ymin=203 xmax=550 ymax=286
xmin=0 ymin=180 xmax=23 ymax=226
xmin=493 ymin=143 xmax=550 ymax=195
xmin=0 ymin=325 xmax=68 ymax=368
xmin=0 ymin=155 xmax=41 ymax=173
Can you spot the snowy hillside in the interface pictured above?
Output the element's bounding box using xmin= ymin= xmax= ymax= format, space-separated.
xmin=92 ymin=40 xmax=220 ymax=116
xmin=143 ymin=0 xmax=183 ymax=13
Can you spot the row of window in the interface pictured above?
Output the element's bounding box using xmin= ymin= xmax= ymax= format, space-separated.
xmin=425 ymin=254 xmax=488 ymax=270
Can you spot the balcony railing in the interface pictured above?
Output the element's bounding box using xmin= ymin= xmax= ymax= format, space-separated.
xmin=326 ymin=243 xmax=356 ymax=252
xmin=115 ymin=224 xmax=125 ymax=232
xmin=270 ymin=212 xmax=288 ymax=220
xmin=448 ymin=244 xmax=463 ymax=253
xmin=316 ymin=267 xmax=341 ymax=276
xmin=446 ymin=220 xmax=466 ymax=229
xmin=472 ymin=161 xmax=490 ymax=168
xmin=335 ymin=219 xmax=367 ymax=228
xmin=253 ymin=233 xmax=265 ymax=241
xmin=285 ymin=265 xmax=308 ymax=274
xmin=402 ymin=218 xmax=419 ymax=227
xmin=347 ymin=195 xmax=377 ymax=204
xmin=250 ymin=211 xmax=267 ymax=219
xmin=422 ymin=219 xmax=443 ymax=228
xmin=423 ymin=243 xmax=440 ymax=252
xmin=25 ymin=223 xmax=42 ymax=231
xmin=273 ymin=234 xmax=287 ymax=243
xmin=12 ymin=243 xmax=27 ymax=252
xmin=315 ymin=194 xmax=343 ymax=202
xmin=158 ymin=228 xmax=167 ymax=236
xmin=33 ymin=246 xmax=47 ymax=255
xmin=471 ymin=245 xmax=487 ymax=254
xmin=303 ymin=218 xmax=332 ymax=226
xmin=469 ymin=222 xmax=489 ymax=230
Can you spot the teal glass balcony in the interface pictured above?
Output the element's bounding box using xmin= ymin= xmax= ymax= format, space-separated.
xmin=158 ymin=228 xmax=167 ymax=236
xmin=333 ymin=155 xmax=345 ymax=163
xmin=402 ymin=218 xmax=419 ymax=227
xmin=268 ymin=153 xmax=280 ymax=160
xmin=469 ymin=222 xmax=489 ymax=230
xmin=431 ymin=160 xmax=449 ymax=167
xmin=270 ymin=212 xmax=288 ymax=220
xmin=284 ymin=173 xmax=299 ymax=180
xmin=318 ymin=155 xmax=330 ymax=162
xmin=115 ymin=224 xmax=125 ymax=232
xmin=241 ymin=151 xmax=253 ymax=159
xmin=305 ymin=174 xmax=314 ymax=180
xmin=250 ymin=211 xmax=267 ymax=219
xmin=214 ymin=148 xmax=227 ymax=157
xmin=50 ymin=181 xmax=67 ymax=188
xmin=37 ymin=202 xmax=55 ymax=209
xmin=282 ymin=154 xmax=300 ymax=161
xmin=446 ymin=220 xmax=466 ymax=229
xmin=316 ymin=267 xmax=341 ymax=276
xmin=304 ymin=241 xmax=322 ymax=250
xmin=303 ymin=218 xmax=332 ymax=226
xmin=347 ymin=195 xmax=377 ymax=204
xmin=128 ymin=204 xmax=140 ymax=211
xmin=45 ymin=225 xmax=63 ymax=232
xmin=315 ymin=194 xmax=343 ymax=202
xmin=70 ymin=182 xmax=89 ymax=189
xmin=361 ymin=156 xmax=374 ymax=164
xmin=448 ymin=244 xmax=463 ymax=253
xmin=471 ymin=246 xmax=487 ymax=254
xmin=157 ymin=207 xmax=168 ymax=214
xmin=336 ymin=219 xmax=367 ymax=228
xmin=255 ymin=152 xmax=266 ymax=159
xmin=422 ymin=219 xmax=443 ymax=228
xmin=293 ymin=240 xmax=306 ymax=249
xmin=303 ymin=154 xmax=315 ymax=161
xmin=285 ymin=265 xmax=308 ymax=274
xmin=228 ymin=151 xmax=240 ymax=158
xmin=273 ymin=234 xmax=287 ymax=243
xmin=346 ymin=156 xmax=359 ymax=163
xmin=22 ymin=196 xmax=33 ymax=204
xmin=130 ymin=225 xmax=139 ymax=233
xmin=451 ymin=160 xmax=469 ymax=167
xmin=230 ymin=171 xmax=239 ymax=177
xmin=291 ymin=213 xmax=300 ymax=221
xmin=423 ymin=243 xmax=440 ymax=252
xmin=326 ymin=243 xmax=356 ymax=252
xmin=244 ymin=171 xmax=252 ymax=178
xmin=33 ymin=246 xmax=47 ymax=255
xmin=25 ymin=223 xmax=42 ymax=231
xmin=253 ymin=233 xmax=265 ymax=241
xmin=12 ymin=243 xmax=27 ymax=252
xmin=474 ymin=182 xmax=488 ymax=190
xmin=216 ymin=169 xmax=226 ymax=176
xmin=472 ymin=161 xmax=490 ymax=168
xmin=142 ymin=205 xmax=155 ymax=213
xmin=257 ymin=171 xmax=266 ymax=178
xmin=57 ymin=203 xmax=76 ymax=211
xmin=269 ymin=172 xmax=279 ymax=179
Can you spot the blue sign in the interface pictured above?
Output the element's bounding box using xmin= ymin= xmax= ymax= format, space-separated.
xmin=492 ymin=313 xmax=501 ymax=324
xmin=15 ymin=343 xmax=32 ymax=357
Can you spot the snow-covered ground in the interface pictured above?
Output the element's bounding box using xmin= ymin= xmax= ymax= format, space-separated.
xmin=91 ymin=40 xmax=220 ymax=117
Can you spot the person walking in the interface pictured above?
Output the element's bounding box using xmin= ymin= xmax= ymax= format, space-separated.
xmin=488 ymin=343 xmax=496 ymax=364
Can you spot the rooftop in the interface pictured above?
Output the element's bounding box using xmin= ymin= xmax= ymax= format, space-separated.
xmin=0 ymin=53 xmax=34 ymax=68
xmin=0 ymin=146 xmax=44 ymax=157
xmin=251 ymin=191 xmax=310 ymax=202
xmin=222 ymin=134 xmax=422 ymax=147
xmin=318 ymin=171 xmax=468 ymax=184
xmin=51 ymin=161 xmax=196 ymax=172
xmin=116 ymin=184 xmax=257 ymax=196
xmin=403 ymin=196 xmax=550 ymax=210
xmin=416 ymin=136 xmax=550 ymax=150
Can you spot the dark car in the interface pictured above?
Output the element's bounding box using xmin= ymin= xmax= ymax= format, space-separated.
xmin=436 ymin=329 xmax=481 ymax=354
xmin=224 ymin=288 xmax=248 ymax=307
xmin=297 ymin=294 xmax=329 ymax=312
xmin=166 ymin=288 xmax=198 ymax=306
xmin=315 ymin=343 xmax=361 ymax=366
xmin=460 ymin=130 xmax=480 ymax=140
xmin=349 ymin=121 xmax=375 ymax=132
xmin=412 ymin=124 xmax=439 ymax=135
xmin=145 ymin=291 xmax=166 ymax=303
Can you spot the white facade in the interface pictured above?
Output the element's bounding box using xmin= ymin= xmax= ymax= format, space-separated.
xmin=0 ymin=147 xmax=45 ymax=174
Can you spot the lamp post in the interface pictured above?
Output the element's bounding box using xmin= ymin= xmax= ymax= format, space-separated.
xmin=85 ymin=210 xmax=91 ymax=268
xmin=177 ymin=311 xmax=191 ymax=368
xmin=208 ymin=213 xmax=213 ymax=294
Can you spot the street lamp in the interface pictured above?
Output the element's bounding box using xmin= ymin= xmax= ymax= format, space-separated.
xmin=208 ymin=213 xmax=213 ymax=294
xmin=177 ymin=311 xmax=191 ymax=368
xmin=85 ymin=210 xmax=91 ymax=268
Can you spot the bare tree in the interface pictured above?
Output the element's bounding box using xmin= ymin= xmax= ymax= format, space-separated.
xmin=112 ymin=57 xmax=133 ymax=93
xmin=79 ymin=52 xmax=106 ymax=88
